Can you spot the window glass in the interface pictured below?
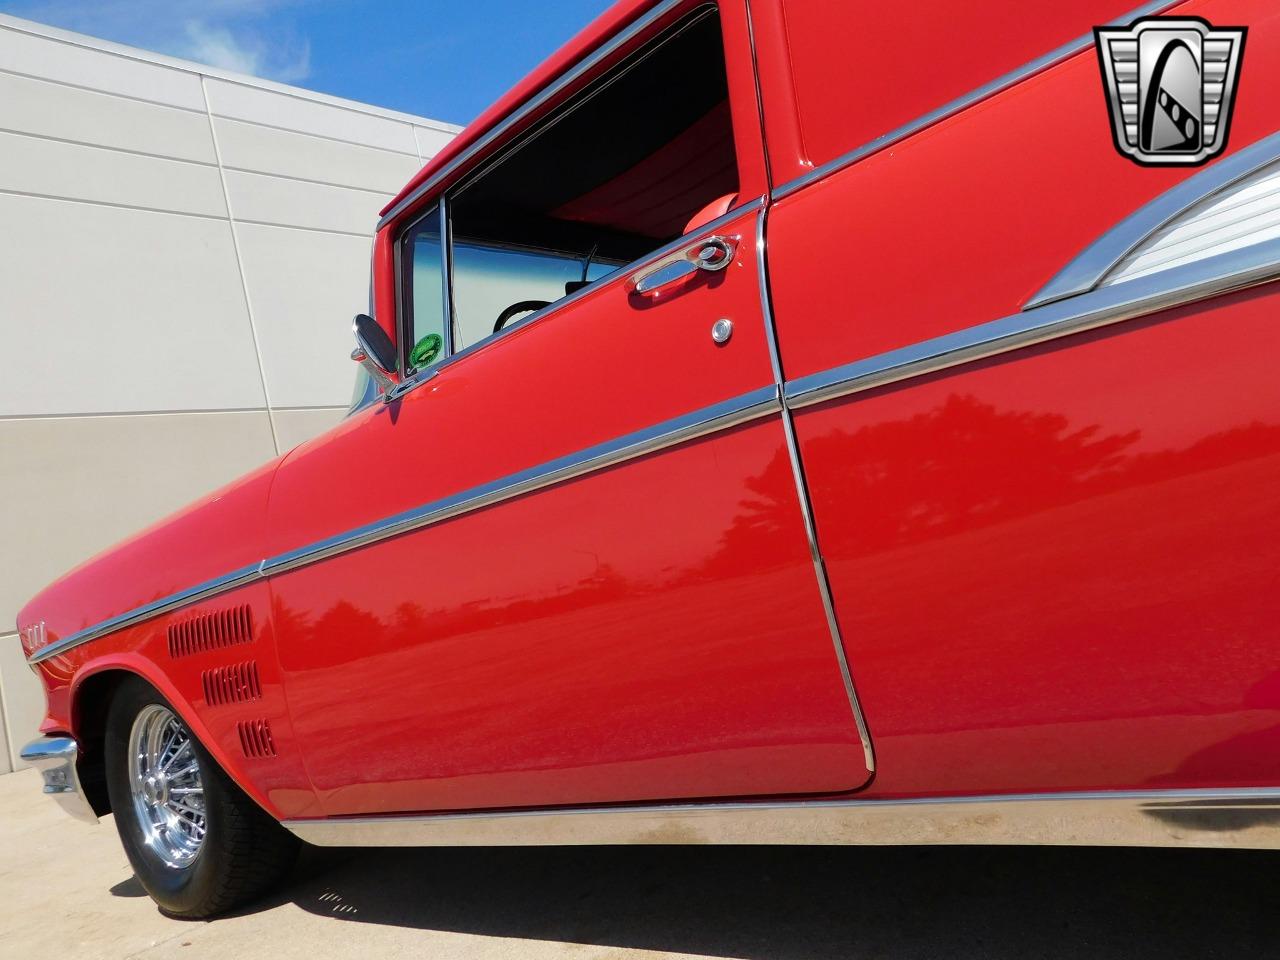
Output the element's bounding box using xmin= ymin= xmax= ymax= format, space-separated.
xmin=402 ymin=206 xmax=447 ymax=372
xmin=349 ymin=364 xmax=376 ymax=412
xmin=452 ymin=242 xmax=618 ymax=349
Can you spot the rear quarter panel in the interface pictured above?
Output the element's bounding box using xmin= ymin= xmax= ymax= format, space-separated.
xmin=763 ymin=0 xmax=1280 ymax=795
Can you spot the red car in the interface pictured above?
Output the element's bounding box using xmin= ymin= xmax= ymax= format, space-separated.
xmin=17 ymin=0 xmax=1280 ymax=918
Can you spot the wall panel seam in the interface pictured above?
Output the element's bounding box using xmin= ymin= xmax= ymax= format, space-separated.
xmin=232 ymin=219 xmax=374 ymax=240
xmin=201 ymin=75 xmax=280 ymax=455
xmin=220 ymin=165 xmax=397 ymax=198
xmin=211 ymin=113 xmax=423 ymax=159
xmin=0 ymin=632 xmax=20 ymax=772
xmin=0 ymin=70 xmax=440 ymax=163
xmin=0 ymin=125 xmax=218 ymax=167
xmin=0 ymin=407 xmax=287 ymax=422
xmin=0 ymin=64 xmax=207 ymax=115
xmin=0 ymin=65 xmax=450 ymax=154
xmin=205 ymin=77 xmax=457 ymax=131
xmin=0 ymin=186 xmax=228 ymax=221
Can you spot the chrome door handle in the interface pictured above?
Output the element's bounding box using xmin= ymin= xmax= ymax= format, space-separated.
xmin=629 ymin=236 xmax=737 ymax=295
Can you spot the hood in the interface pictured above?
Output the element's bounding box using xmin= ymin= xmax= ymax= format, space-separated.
xmin=17 ymin=456 xmax=282 ymax=662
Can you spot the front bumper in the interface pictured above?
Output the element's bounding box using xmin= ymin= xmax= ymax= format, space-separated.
xmin=19 ymin=736 xmax=98 ymax=824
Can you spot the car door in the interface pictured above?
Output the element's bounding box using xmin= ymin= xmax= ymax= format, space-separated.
xmin=264 ymin=1 xmax=871 ymax=816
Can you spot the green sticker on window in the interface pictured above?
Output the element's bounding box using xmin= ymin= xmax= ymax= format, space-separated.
xmin=409 ymin=333 xmax=443 ymax=368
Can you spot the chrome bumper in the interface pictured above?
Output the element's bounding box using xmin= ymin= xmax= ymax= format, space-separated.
xmin=19 ymin=736 xmax=98 ymax=824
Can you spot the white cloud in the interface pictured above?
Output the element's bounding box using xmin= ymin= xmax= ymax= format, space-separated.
xmin=182 ymin=19 xmax=311 ymax=82
xmin=6 ymin=0 xmax=313 ymax=83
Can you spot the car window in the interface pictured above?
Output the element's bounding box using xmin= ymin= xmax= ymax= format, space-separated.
xmin=398 ymin=7 xmax=738 ymax=367
xmin=401 ymin=204 xmax=447 ymax=373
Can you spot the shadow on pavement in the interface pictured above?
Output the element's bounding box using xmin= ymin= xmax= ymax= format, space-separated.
xmin=109 ymin=876 xmax=147 ymax=898
xmin=239 ymin=843 xmax=1280 ymax=958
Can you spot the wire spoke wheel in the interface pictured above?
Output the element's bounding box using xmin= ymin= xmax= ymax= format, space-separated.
xmin=127 ymin=704 xmax=207 ymax=868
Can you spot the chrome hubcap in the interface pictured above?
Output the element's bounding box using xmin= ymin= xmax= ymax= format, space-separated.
xmin=128 ymin=704 xmax=206 ymax=868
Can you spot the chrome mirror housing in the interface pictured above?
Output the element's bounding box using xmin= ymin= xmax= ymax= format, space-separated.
xmin=351 ymin=313 xmax=397 ymax=392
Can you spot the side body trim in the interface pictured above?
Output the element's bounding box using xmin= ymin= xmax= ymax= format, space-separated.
xmin=755 ymin=206 xmax=875 ymax=772
xmin=36 ymin=211 xmax=1280 ymax=663
xmin=785 ymin=235 xmax=1280 ymax=411
xmin=33 ymin=4 xmax=1271 ymax=679
xmin=770 ymin=0 xmax=1178 ymax=201
xmin=1026 ymin=130 xmax=1280 ymax=308
xmin=29 ymin=564 xmax=263 ymax=665
xmin=262 ymin=385 xmax=781 ymax=577
xmin=283 ymin=787 xmax=1280 ymax=849
xmin=29 ymin=387 xmax=781 ymax=663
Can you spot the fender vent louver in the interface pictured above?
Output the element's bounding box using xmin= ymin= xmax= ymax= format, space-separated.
xmin=168 ymin=605 xmax=253 ymax=659
xmin=202 ymin=661 xmax=262 ymax=706
xmin=236 ymin=719 xmax=277 ymax=759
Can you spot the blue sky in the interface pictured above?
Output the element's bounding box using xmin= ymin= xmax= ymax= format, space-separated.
xmin=0 ymin=0 xmax=615 ymax=125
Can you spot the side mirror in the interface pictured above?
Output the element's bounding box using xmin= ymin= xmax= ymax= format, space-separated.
xmin=351 ymin=313 xmax=397 ymax=392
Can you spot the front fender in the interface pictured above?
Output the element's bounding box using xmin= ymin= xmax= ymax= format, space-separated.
xmin=68 ymin=653 xmax=281 ymax=816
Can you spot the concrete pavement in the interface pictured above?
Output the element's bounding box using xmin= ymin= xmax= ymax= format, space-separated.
xmin=2 ymin=766 xmax=1279 ymax=959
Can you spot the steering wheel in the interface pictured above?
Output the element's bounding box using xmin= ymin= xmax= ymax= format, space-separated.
xmin=494 ymin=300 xmax=552 ymax=334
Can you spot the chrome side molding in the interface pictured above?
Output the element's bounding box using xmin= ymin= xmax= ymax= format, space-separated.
xmin=771 ymin=0 xmax=1179 ymax=202
xmin=33 ymin=208 xmax=1280 ymax=665
xmin=755 ymin=206 xmax=875 ymax=773
xmin=35 ymin=228 xmax=1280 ymax=665
xmin=1027 ymin=130 xmax=1280 ymax=309
xmin=261 ymin=385 xmax=782 ymax=578
xmin=19 ymin=736 xmax=98 ymax=824
xmin=284 ymin=787 xmax=1280 ymax=849
xmin=785 ymin=234 xmax=1280 ymax=411
xmin=28 ymin=564 xmax=263 ymax=665
xmin=28 ymin=386 xmax=783 ymax=664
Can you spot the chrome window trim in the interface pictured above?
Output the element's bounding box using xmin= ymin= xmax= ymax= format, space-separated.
xmin=27 ymin=386 xmax=780 ymax=663
xmin=440 ymin=198 xmax=455 ymax=357
xmin=283 ymin=787 xmax=1280 ymax=849
xmin=755 ymin=206 xmax=875 ymax=772
xmin=378 ymin=0 xmax=688 ymax=229
xmin=770 ymin=0 xmax=1178 ymax=203
xmin=1026 ymin=129 xmax=1280 ymax=309
xmin=395 ymin=199 xmax=451 ymax=378
xmin=393 ymin=206 xmax=409 ymax=373
xmin=785 ymin=235 xmax=1280 ymax=412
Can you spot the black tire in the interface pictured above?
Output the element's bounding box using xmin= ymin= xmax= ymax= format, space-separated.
xmin=104 ymin=676 xmax=299 ymax=918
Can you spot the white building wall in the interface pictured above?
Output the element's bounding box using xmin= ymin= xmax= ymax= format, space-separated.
xmin=0 ymin=14 xmax=459 ymax=773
